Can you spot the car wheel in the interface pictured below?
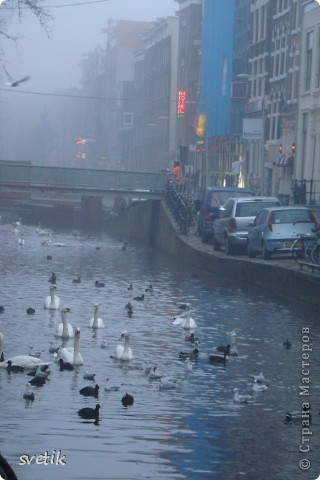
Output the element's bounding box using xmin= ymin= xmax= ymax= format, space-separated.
xmin=212 ymin=233 xmax=221 ymax=251
xmin=247 ymin=241 xmax=256 ymax=258
xmin=225 ymin=236 xmax=234 ymax=255
xmin=262 ymin=241 xmax=271 ymax=260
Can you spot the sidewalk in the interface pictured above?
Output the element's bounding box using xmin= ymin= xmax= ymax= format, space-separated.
xmin=159 ymin=202 xmax=320 ymax=307
xmin=183 ymin=230 xmax=317 ymax=277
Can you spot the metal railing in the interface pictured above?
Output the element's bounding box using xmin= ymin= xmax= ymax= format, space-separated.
xmin=165 ymin=179 xmax=194 ymax=234
xmin=291 ymin=179 xmax=320 ymax=206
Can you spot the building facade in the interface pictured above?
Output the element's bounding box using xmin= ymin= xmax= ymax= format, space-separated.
xmin=103 ymin=19 xmax=150 ymax=170
xmin=174 ymin=0 xmax=202 ymax=184
xmin=131 ymin=16 xmax=179 ymax=172
xmin=296 ymin=1 xmax=320 ymax=204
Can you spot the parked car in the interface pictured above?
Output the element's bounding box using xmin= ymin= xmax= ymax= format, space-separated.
xmin=212 ymin=196 xmax=282 ymax=255
xmin=197 ymin=186 xmax=254 ymax=243
xmin=247 ymin=206 xmax=318 ymax=260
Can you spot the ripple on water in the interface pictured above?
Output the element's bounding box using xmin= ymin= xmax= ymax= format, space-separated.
xmin=0 ymin=223 xmax=319 ymax=480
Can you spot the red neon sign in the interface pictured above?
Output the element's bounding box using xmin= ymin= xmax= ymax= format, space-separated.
xmin=177 ymin=90 xmax=186 ymax=117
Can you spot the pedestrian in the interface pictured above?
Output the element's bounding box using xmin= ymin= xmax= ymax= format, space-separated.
xmin=172 ymin=161 xmax=183 ymax=191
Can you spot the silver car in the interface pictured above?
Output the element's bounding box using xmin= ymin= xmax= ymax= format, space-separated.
xmin=247 ymin=206 xmax=318 ymax=260
xmin=212 ymin=196 xmax=281 ymax=255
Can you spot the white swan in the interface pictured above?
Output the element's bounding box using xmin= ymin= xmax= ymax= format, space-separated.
xmin=44 ymin=285 xmax=61 ymax=310
xmin=89 ymin=304 xmax=105 ymax=329
xmin=55 ymin=307 xmax=74 ymax=338
xmin=0 ymin=332 xmax=51 ymax=369
xmin=0 ymin=354 xmax=51 ymax=370
xmin=113 ymin=331 xmax=133 ymax=361
xmin=172 ymin=313 xmax=197 ymax=330
xmin=41 ymin=232 xmax=65 ymax=247
xmin=56 ymin=328 xmax=83 ymax=366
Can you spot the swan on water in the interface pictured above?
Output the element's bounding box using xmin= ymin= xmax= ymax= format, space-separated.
xmin=172 ymin=313 xmax=197 ymax=330
xmin=0 ymin=355 xmax=51 ymax=370
xmin=42 ymin=232 xmax=66 ymax=247
xmin=55 ymin=307 xmax=74 ymax=338
xmin=89 ymin=304 xmax=105 ymax=329
xmin=112 ymin=331 xmax=133 ymax=361
xmin=0 ymin=332 xmax=51 ymax=370
xmin=44 ymin=285 xmax=61 ymax=310
xmin=56 ymin=328 xmax=83 ymax=366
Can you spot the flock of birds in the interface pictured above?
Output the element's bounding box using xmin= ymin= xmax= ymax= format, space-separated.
xmin=0 ymin=294 xmax=138 ymax=421
xmin=0 ymin=220 xmax=312 ymax=427
xmin=0 ymin=221 xmax=147 ymax=422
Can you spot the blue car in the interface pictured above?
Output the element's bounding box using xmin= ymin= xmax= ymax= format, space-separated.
xmin=197 ymin=186 xmax=254 ymax=243
xmin=247 ymin=206 xmax=318 ymax=260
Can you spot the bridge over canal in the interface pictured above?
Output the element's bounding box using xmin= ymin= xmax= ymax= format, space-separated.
xmin=0 ymin=162 xmax=168 ymax=227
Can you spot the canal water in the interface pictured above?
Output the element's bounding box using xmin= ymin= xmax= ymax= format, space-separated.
xmin=0 ymin=221 xmax=319 ymax=480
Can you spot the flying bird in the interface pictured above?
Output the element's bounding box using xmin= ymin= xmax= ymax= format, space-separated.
xmin=3 ymin=65 xmax=31 ymax=87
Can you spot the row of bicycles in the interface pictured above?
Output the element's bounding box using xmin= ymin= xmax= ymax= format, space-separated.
xmin=165 ymin=181 xmax=199 ymax=236
xmin=291 ymin=226 xmax=320 ymax=265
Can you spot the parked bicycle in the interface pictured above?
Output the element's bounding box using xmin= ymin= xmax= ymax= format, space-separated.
xmin=188 ymin=209 xmax=199 ymax=235
xmin=165 ymin=182 xmax=200 ymax=236
xmin=292 ymin=226 xmax=320 ymax=264
xmin=184 ymin=196 xmax=200 ymax=236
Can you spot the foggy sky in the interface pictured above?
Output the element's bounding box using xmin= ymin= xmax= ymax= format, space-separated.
xmin=1 ymin=0 xmax=177 ymax=93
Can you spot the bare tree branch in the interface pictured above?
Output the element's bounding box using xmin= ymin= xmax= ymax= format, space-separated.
xmin=0 ymin=0 xmax=53 ymax=41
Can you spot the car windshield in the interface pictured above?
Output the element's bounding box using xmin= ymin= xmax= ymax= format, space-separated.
xmin=271 ymin=209 xmax=314 ymax=224
xmin=235 ymin=201 xmax=280 ymax=217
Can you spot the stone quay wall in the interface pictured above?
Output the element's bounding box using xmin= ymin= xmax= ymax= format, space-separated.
xmin=105 ymin=199 xmax=320 ymax=309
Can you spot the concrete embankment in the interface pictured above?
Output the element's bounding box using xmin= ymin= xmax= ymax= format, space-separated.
xmin=105 ymin=199 xmax=320 ymax=308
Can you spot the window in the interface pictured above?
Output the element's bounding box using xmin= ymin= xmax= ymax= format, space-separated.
xmin=123 ymin=112 xmax=133 ymax=127
xmin=305 ymin=31 xmax=314 ymax=90
xmin=254 ymin=210 xmax=268 ymax=226
xmin=235 ymin=201 xmax=280 ymax=217
xmin=272 ymin=209 xmax=313 ymax=224
xmin=222 ymin=199 xmax=234 ymax=217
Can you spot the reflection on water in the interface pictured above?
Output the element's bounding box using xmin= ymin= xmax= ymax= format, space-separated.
xmin=0 ymin=222 xmax=319 ymax=480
